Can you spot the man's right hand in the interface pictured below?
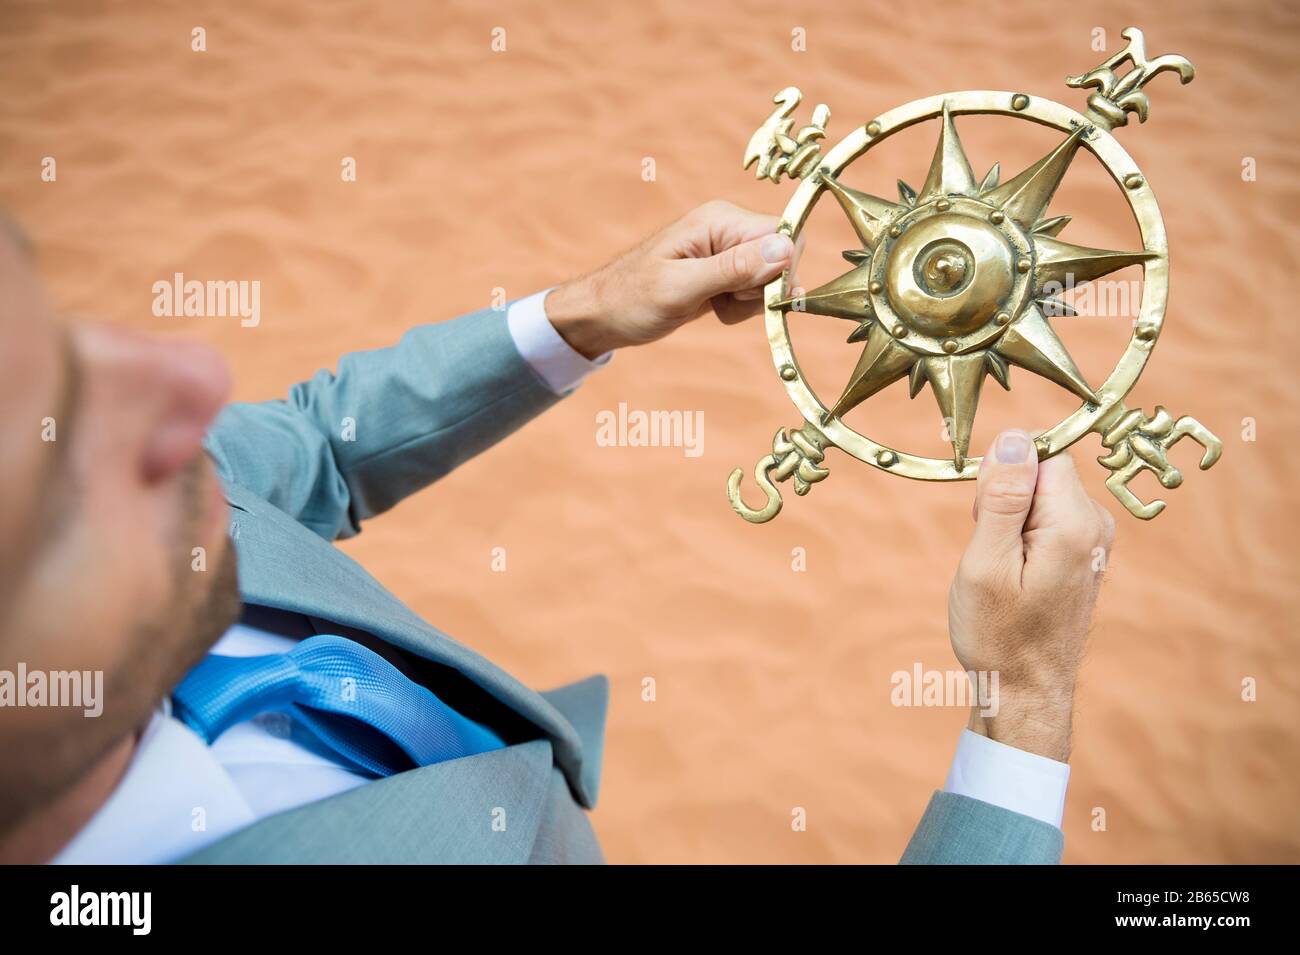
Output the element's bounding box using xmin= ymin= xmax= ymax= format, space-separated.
xmin=543 ymin=200 xmax=795 ymax=358
xmin=948 ymin=429 xmax=1117 ymax=762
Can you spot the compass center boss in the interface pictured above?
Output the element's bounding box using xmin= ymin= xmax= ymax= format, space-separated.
xmin=884 ymin=202 xmax=1019 ymax=338
xmin=916 ymin=241 xmax=970 ymax=295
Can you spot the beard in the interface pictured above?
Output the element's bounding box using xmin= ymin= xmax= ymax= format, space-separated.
xmin=0 ymin=456 xmax=244 ymax=848
xmin=95 ymin=455 xmax=244 ymax=760
xmin=146 ymin=455 xmax=244 ymax=694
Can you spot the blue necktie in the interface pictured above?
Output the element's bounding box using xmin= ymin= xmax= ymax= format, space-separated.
xmin=172 ymin=634 xmax=505 ymax=777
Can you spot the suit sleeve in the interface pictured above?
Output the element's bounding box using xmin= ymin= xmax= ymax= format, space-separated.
xmin=204 ymin=306 xmax=561 ymax=541
xmin=899 ymin=791 xmax=1064 ymax=864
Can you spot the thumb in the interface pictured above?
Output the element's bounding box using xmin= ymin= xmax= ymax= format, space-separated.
xmin=693 ymin=232 xmax=793 ymax=297
xmin=967 ymin=429 xmax=1039 ymax=566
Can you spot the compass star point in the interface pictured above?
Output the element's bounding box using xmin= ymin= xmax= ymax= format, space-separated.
xmin=1034 ymin=235 xmax=1157 ymax=290
xmin=826 ymin=332 xmax=917 ymax=419
xmin=779 ymin=263 xmax=875 ymax=321
xmin=984 ymin=126 xmax=1088 ymax=229
xmin=922 ymin=353 xmax=988 ymax=466
xmin=821 ymin=173 xmax=904 ymax=251
xmin=908 ymin=360 xmax=927 ymax=399
xmin=1033 ymin=214 xmax=1072 ymax=237
xmin=917 ymin=102 xmax=979 ymax=204
xmin=978 ymin=162 xmax=1000 ymax=195
xmin=986 ymin=351 xmax=1012 ymax=391
xmin=992 ymin=304 xmax=1096 ymax=403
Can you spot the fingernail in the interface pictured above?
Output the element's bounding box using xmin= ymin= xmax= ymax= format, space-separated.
xmin=995 ymin=432 xmax=1031 ymax=463
xmin=761 ymin=234 xmax=793 ymax=263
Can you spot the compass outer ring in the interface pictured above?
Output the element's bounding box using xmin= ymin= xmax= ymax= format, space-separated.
xmin=763 ymin=90 xmax=1169 ymax=481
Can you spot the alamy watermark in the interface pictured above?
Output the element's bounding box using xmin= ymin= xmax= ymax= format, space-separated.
xmin=0 ymin=664 xmax=103 ymax=717
xmin=152 ymin=272 xmax=261 ymax=327
xmin=50 ymin=885 xmax=150 ymax=935
xmin=1040 ymin=275 xmax=1143 ymax=319
xmin=891 ymin=663 xmax=999 ymax=717
xmin=596 ymin=402 xmax=704 ymax=458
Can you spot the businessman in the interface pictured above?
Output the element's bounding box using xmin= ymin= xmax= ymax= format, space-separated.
xmin=0 ymin=200 xmax=1113 ymax=863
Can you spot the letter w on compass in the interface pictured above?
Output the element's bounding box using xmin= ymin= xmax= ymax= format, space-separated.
xmin=743 ymin=87 xmax=831 ymax=183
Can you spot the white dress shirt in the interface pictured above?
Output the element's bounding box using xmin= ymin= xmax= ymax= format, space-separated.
xmin=52 ymin=293 xmax=1067 ymax=863
xmin=507 ymin=289 xmax=612 ymax=393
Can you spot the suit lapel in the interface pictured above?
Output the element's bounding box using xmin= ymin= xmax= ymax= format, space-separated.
xmin=183 ymin=740 xmax=556 ymax=864
xmin=222 ymin=482 xmax=603 ymax=809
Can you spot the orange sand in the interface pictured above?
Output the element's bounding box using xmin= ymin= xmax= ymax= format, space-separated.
xmin=1 ymin=0 xmax=1297 ymax=863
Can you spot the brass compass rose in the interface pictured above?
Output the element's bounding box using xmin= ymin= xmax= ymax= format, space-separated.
xmin=727 ymin=27 xmax=1222 ymax=524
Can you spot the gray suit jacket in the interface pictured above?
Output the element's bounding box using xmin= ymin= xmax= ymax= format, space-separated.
xmin=183 ymin=305 xmax=1061 ymax=865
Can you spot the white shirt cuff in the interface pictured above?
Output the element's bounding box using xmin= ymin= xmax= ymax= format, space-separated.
xmin=943 ymin=728 xmax=1070 ymax=828
xmin=506 ymin=289 xmax=612 ymax=395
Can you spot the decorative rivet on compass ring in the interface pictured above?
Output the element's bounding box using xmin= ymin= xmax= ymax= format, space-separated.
xmin=989 ymin=210 xmax=1004 ymax=225
xmin=877 ymin=450 xmax=898 ymax=467
xmin=779 ymin=364 xmax=798 ymax=381
xmin=868 ymin=280 xmax=883 ymax=294
xmin=865 ymin=121 xmax=882 ymax=136
xmin=1016 ymin=258 xmax=1032 ymax=274
xmin=1011 ymin=94 xmax=1029 ymax=110
xmin=1124 ymin=173 xmax=1144 ymax=189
